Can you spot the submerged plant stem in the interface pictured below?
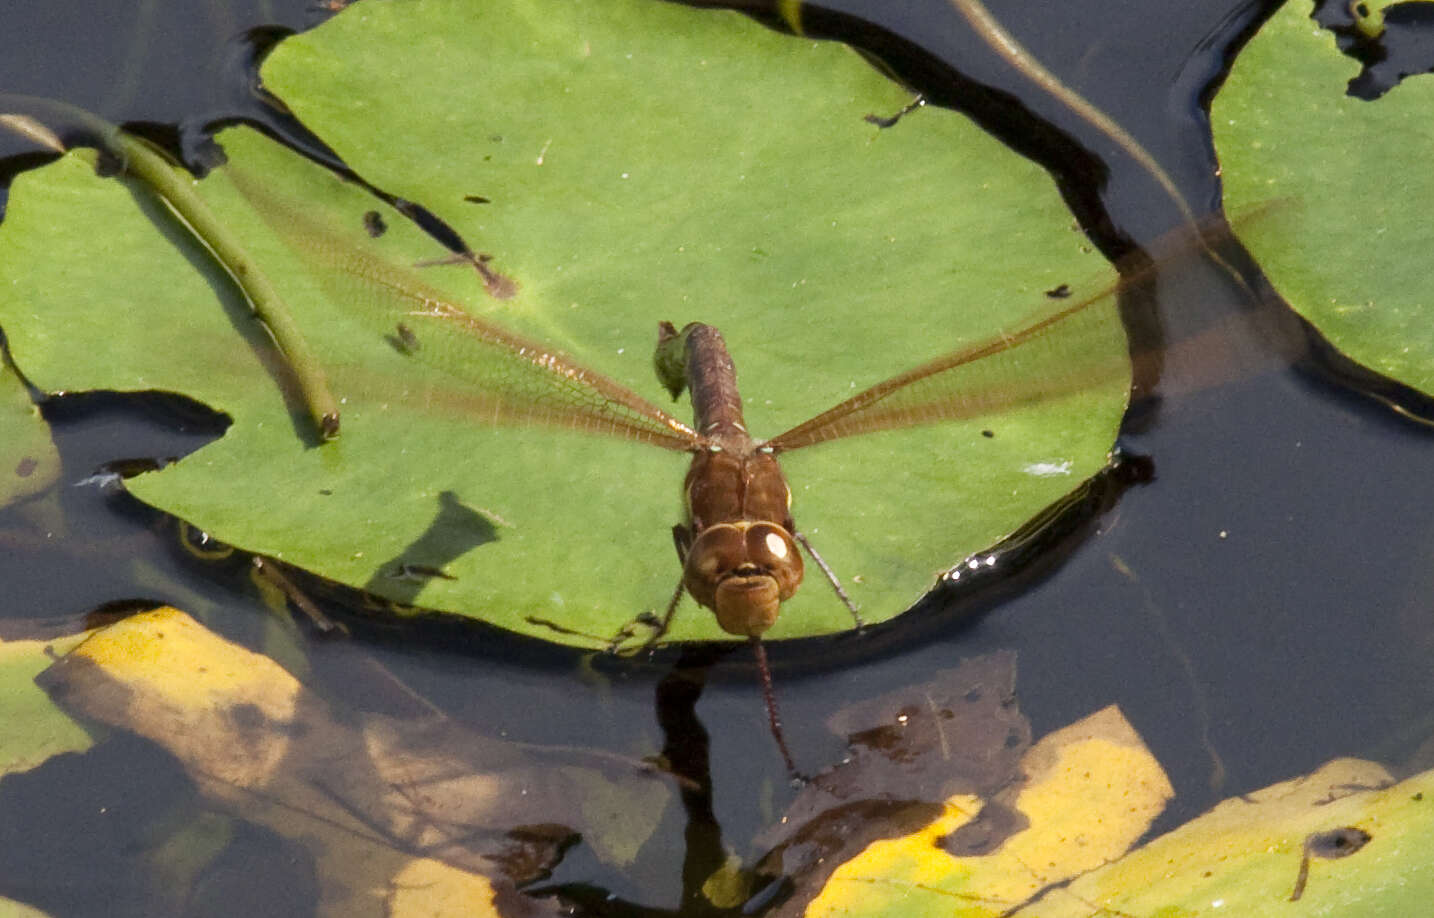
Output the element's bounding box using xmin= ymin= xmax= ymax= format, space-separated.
xmin=949 ymin=0 xmax=1198 ymax=229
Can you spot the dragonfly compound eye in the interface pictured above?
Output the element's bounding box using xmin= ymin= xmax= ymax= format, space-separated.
xmin=684 ymin=521 xmax=804 ymax=636
xmin=744 ymin=522 xmax=803 ymax=600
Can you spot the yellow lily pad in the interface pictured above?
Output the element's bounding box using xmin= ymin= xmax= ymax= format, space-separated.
xmin=0 ymin=897 xmax=55 ymax=917
xmin=386 ymin=859 xmax=503 ymax=918
xmin=803 ymin=704 xmax=1172 ymax=917
xmin=1026 ymin=757 xmax=1433 ymax=916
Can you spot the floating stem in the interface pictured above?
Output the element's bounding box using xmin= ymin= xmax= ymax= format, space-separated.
xmin=108 ymin=130 xmax=341 ymax=439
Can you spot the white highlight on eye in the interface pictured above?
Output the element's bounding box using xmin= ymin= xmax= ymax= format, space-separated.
xmin=1024 ymin=460 xmax=1073 ymax=477
xmin=765 ymin=532 xmax=788 ymax=559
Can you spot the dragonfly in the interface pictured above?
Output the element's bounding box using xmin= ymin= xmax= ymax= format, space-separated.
xmin=230 ymin=166 xmax=1163 ymax=652
xmin=285 ymin=229 xmax=1133 ymax=647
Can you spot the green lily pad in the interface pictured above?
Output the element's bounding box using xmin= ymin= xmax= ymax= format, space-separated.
xmin=0 ymin=356 xmax=58 ymax=509
xmin=0 ymin=631 xmax=93 ymax=776
xmin=1216 ymin=0 xmax=1434 ymax=395
xmin=0 ymin=0 xmax=1129 ymax=647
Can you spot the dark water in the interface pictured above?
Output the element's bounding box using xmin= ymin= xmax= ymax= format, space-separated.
xmin=4 ymin=0 xmax=1434 ymax=914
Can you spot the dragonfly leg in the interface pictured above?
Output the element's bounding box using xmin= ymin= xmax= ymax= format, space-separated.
xmin=750 ymin=636 xmax=805 ymax=783
xmin=793 ymin=531 xmax=864 ymax=630
xmin=863 ymin=92 xmax=926 ymax=129
xmin=648 ymin=575 xmax=688 ymax=646
xmin=606 ymin=575 xmax=687 ymax=654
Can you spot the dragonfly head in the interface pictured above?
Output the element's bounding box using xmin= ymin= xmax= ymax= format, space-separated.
xmin=683 ymin=521 xmax=803 ymax=637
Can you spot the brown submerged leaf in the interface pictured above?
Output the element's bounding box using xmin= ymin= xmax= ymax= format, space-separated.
xmin=37 ymin=607 xmax=678 ymax=916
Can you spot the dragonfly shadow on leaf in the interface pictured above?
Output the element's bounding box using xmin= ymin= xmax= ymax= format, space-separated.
xmin=362 ymin=490 xmax=502 ymax=604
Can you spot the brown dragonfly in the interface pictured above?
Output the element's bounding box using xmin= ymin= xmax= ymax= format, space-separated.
xmin=232 ymin=164 xmax=1167 ymax=654
xmin=283 ymin=225 xmax=1132 ymax=644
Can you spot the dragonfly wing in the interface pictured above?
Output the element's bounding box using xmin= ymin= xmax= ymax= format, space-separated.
xmin=234 ymin=171 xmax=699 ymax=452
xmin=765 ymin=276 xmax=1130 ymax=452
xmin=339 ymin=252 xmax=699 ymax=450
xmin=763 ymin=208 xmax=1275 ymax=453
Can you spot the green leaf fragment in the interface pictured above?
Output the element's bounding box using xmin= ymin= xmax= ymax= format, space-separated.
xmin=0 ymin=357 xmax=58 ymax=509
xmin=0 ymin=632 xmax=94 ymax=775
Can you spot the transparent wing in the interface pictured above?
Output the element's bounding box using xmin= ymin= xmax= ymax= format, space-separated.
xmin=763 ymin=206 xmax=1282 ymax=452
xmin=765 ymin=275 xmax=1130 ymax=452
xmin=232 ymin=171 xmax=699 ymax=452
